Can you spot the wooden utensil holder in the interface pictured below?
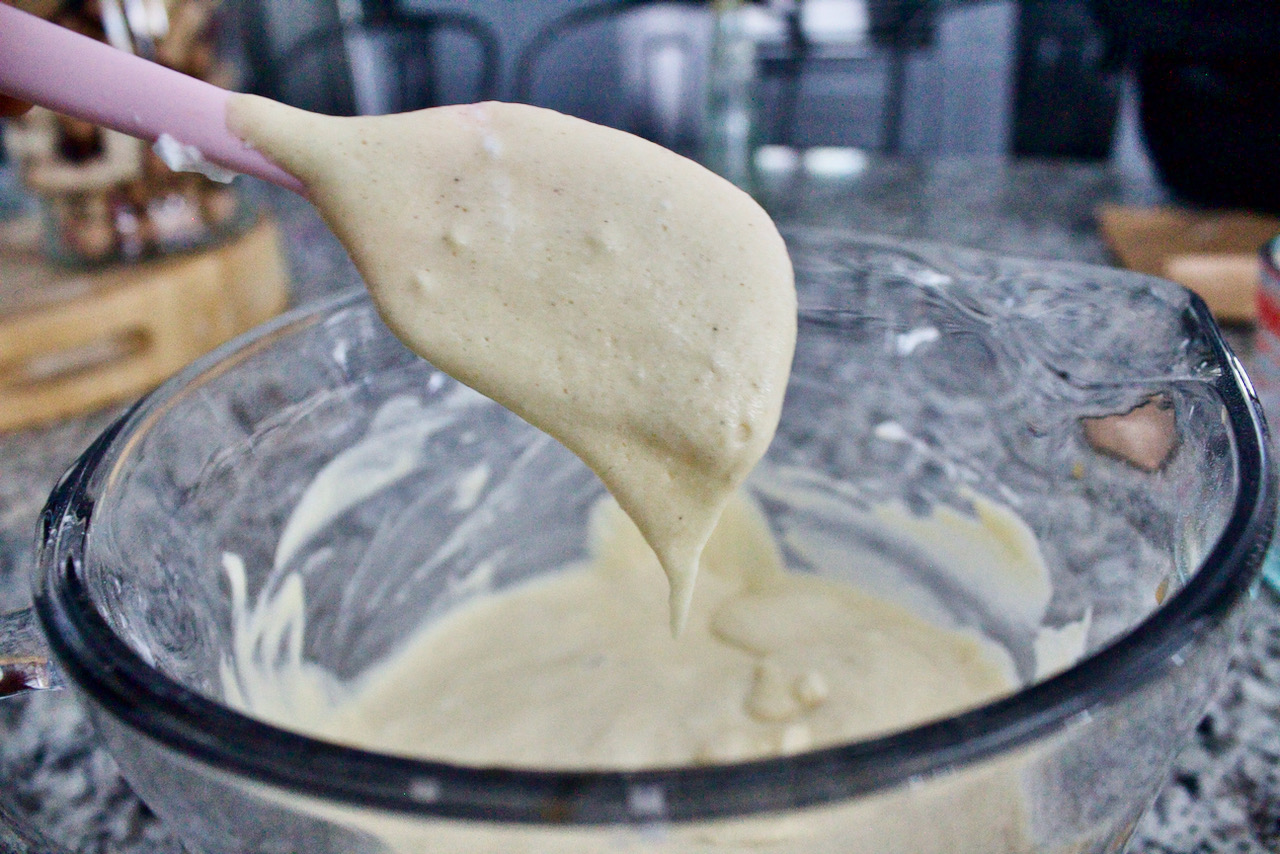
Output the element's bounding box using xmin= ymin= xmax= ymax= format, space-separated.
xmin=0 ymin=214 xmax=289 ymax=431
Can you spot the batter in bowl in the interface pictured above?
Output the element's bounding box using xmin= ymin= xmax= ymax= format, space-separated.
xmin=250 ymin=493 xmax=1018 ymax=769
xmin=226 ymin=98 xmax=797 ymax=632
xmin=220 ymin=398 xmax=1039 ymax=773
xmin=217 ymin=393 xmax=1061 ymax=851
xmin=220 ymin=464 xmax=1037 ymax=852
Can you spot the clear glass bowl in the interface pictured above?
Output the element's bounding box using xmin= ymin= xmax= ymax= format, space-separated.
xmin=26 ymin=230 xmax=1275 ymax=853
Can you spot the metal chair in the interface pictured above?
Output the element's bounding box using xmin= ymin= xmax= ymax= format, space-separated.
xmin=756 ymin=0 xmax=940 ymax=153
xmin=233 ymin=0 xmax=711 ymax=153
xmin=234 ymin=3 xmax=500 ymax=115
xmin=232 ymin=1 xmax=1026 ymax=158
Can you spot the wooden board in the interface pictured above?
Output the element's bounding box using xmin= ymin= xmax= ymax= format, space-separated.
xmin=0 ymin=215 xmax=289 ymax=431
xmin=1097 ymin=204 xmax=1280 ymax=324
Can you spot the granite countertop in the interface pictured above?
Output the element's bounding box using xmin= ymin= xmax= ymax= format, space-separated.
xmin=1 ymin=156 xmax=1278 ymax=853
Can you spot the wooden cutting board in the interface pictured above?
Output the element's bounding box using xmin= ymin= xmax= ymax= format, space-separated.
xmin=0 ymin=214 xmax=289 ymax=431
xmin=1097 ymin=204 xmax=1280 ymax=324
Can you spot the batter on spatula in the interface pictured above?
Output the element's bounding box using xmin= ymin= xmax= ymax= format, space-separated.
xmin=226 ymin=98 xmax=797 ymax=632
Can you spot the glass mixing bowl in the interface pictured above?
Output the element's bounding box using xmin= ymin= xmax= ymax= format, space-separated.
xmin=5 ymin=230 xmax=1274 ymax=853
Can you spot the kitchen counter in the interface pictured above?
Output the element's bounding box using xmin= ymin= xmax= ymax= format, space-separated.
xmin=1 ymin=155 xmax=1277 ymax=853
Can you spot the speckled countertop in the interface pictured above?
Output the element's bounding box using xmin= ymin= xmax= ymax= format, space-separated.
xmin=1 ymin=156 xmax=1278 ymax=853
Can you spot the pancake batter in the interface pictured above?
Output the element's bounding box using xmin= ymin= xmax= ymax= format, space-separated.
xmin=216 ymin=394 xmax=1060 ymax=850
xmin=226 ymin=98 xmax=797 ymax=632
xmin=227 ymin=491 xmax=1018 ymax=770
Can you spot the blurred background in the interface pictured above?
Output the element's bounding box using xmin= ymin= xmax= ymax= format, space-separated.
xmin=219 ymin=0 xmax=1106 ymax=169
xmin=206 ymin=0 xmax=1277 ymax=209
xmin=3 ymin=0 xmax=1276 ymax=207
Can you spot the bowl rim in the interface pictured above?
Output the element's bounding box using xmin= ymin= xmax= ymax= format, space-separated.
xmin=34 ymin=253 xmax=1276 ymax=826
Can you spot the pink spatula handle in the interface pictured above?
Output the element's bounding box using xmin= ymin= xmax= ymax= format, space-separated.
xmin=0 ymin=3 xmax=303 ymax=194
